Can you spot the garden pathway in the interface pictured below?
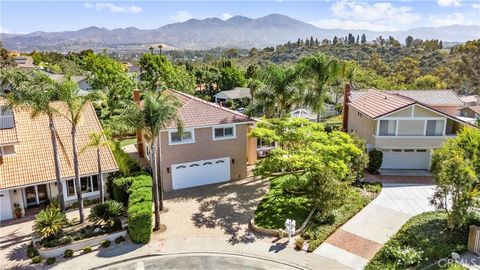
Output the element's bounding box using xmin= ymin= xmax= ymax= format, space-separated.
xmin=314 ymin=184 xmax=436 ymax=269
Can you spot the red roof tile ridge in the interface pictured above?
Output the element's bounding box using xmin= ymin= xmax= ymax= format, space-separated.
xmin=168 ymin=89 xmax=254 ymax=121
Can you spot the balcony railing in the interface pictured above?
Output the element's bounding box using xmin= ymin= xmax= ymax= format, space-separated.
xmin=0 ymin=115 xmax=14 ymax=129
xmin=373 ymin=134 xmax=456 ymax=149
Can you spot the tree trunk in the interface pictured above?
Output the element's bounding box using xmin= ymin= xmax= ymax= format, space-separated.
xmin=49 ymin=116 xmax=66 ymax=212
xmin=151 ymin=141 xmax=161 ymax=231
xmin=157 ymin=135 xmax=164 ymax=211
xmin=97 ymin=148 xmax=104 ymax=203
xmin=71 ymin=125 xmax=85 ymax=223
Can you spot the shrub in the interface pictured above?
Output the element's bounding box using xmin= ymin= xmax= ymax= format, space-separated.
xmin=31 ymin=256 xmax=42 ymax=264
xmin=64 ymin=249 xmax=74 ymax=258
xmin=101 ymin=240 xmax=111 ymax=248
xmin=295 ymin=237 xmax=305 ymax=250
xmin=112 ymin=142 xmax=140 ymax=175
xmin=88 ymin=200 xmax=125 ymax=227
xmin=127 ymin=175 xmax=153 ymax=244
xmin=115 ymin=235 xmax=126 ymax=244
xmin=368 ymin=149 xmax=383 ymax=173
xmin=33 ymin=206 xmax=67 ymax=239
xmin=83 ymin=246 xmax=92 ymax=253
xmin=384 ymin=244 xmax=423 ymax=267
xmin=46 ymin=257 xmax=56 ymax=265
xmin=112 ymin=177 xmax=134 ymax=205
xmin=26 ymin=243 xmax=38 ymax=258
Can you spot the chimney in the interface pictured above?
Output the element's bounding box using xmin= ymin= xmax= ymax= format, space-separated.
xmin=342 ymin=84 xmax=352 ymax=132
xmin=133 ymin=90 xmax=145 ymax=158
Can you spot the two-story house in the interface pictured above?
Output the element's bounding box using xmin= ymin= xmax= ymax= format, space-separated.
xmin=134 ymin=90 xmax=257 ymax=191
xmin=0 ymin=99 xmax=117 ymax=221
xmin=343 ymin=87 xmax=475 ymax=170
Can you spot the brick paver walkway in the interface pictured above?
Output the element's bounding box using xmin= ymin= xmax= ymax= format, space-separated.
xmin=325 ymin=229 xmax=382 ymax=260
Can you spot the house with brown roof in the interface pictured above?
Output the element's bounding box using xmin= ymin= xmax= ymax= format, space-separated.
xmin=134 ymin=90 xmax=257 ymax=191
xmin=342 ymin=86 xmax=475 ymax=170
xmin=0 ymin=100 xmax=117 ymax=221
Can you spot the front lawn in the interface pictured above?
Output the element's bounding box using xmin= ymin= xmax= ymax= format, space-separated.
xmin=254 ymin=176 xmax=312 ymax=229
xmin=366 ymin=211 xmax=479 ymax=270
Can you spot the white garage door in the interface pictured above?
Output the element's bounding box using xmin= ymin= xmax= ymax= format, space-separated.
xmin=172 ymin=157 xmax=230 ymax=190
xmin=0 ymin=190 xmax=13 ymax=221
xmin=381 ymin=149 xmax=429 ymax=170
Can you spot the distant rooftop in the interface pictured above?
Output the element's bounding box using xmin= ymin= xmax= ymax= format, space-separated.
xmin=214 ymin=87 xmax=251 ymax=100
xmin=350 ymin=89 xmax=463 ymax=106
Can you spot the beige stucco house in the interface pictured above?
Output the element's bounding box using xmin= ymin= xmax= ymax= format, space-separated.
xmin=343 ymin=87 xmax=475 ymax=170
xmin=134 ymin=90 xmax=257 ymax=192
xmin=0 ymin=99 xmax=118 ymax=221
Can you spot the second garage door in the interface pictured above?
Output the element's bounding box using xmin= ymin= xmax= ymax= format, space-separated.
xmin=381 ymin=149 xmax=429 ymax=170
xmin=171 ymin=157 xmax=230 ymax=190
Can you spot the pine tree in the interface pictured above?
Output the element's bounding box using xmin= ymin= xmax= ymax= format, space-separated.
xmin=315 ymin=38 xmax=319 ymax=46
xmin=356 ymin=35 xmax=360 ymax=44
xmin=361 ymin=34 xmax=367 ymax=44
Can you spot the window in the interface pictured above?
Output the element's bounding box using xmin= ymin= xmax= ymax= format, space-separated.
xmin=379 ymin=120 xmax=396 ymax=136
xmin=392 ymin=149 xmax=402 ymax=152
xmin=0 ymin=106 xmax=14 ymax=129
xmin=416 ymin=149 xmax=427 ymax=152
xmin=404 ymin=149 xmax=415 ymax=152
xmin=426 ymin=120 xmax=444 ymax=136
xmin=213 ymin=126 xmax=235 ymax=140
xmin=66 ymin=180 xmax=75 ymax=197
xmin=81 ymin=176 xmax=91 ymax=193
xmin=91 ymin=175 xmax=99 ymax=192
xmin=169 ymin=129 xmax=194 ymax=144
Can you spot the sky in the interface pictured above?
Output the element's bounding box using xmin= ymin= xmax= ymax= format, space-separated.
xmin=1 ymin=0 xmax=479 ymax=34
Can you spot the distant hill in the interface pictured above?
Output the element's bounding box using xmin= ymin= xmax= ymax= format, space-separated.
xmin=2 ymin=14 xmax=479 ymax=52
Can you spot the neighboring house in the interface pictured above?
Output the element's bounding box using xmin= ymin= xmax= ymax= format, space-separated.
xmin=214 ymin=87 xmax=251 ymax=103
xmin=343 ymin=87 xmax=475 ymax=170
xmin=45 ymin=73 xmax=92 ymax=95
xmin=460 ymin=95 xmax=480 ymax=107
xmin=349 ymin=89 xmax=464 ymax=116
xmin=0 ymin=99 xmax=117 ymax=221
xmin=459 ymin=106 xmax=480 ymax=120
xmin=14 ymin=56 xmax=35 ymax=71
xmin=135 ymin=90 xmax=257 ymax=191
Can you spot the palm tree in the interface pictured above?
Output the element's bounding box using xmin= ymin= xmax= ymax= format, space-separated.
xmin=124 ymin=91 xmax=181 ymax=230
xmin=1 ymin=70 xmax=67 ymax=211
xmin=149 ymin=47 xmax=155 ymax=54
xmin=57 ymin=81 xmax=91 ymax=223
xmin=248 ymin=65 xmax=304 ymax=118
xmin=157 ymin=45 xmax=163 ymax=56
xmin=299 ymin=53 xmax=340 ymax=122
xmin=81 ymin=130 xmax=114 ymax=203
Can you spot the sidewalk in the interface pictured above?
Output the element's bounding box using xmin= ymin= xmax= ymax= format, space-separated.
xmin=314 ymin=184 xmax=436 ymax=269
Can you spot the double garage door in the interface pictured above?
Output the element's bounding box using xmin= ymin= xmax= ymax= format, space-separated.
xmin=171 ymin=157 xmax=230 ymax=190
xmin=380 ymin=149 xmax=430 ymax=170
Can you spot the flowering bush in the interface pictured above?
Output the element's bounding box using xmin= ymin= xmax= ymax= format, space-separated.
xmin=385 ymin=244 xmax=424 ymax=267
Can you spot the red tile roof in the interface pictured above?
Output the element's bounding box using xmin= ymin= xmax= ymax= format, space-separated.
xmin=164 ymin=90 xmax=254 ymax=129
xmin=348 ymin=90 xmax=415 ymax=118
xmin=470 ymin=106 xmax=480 ymax=114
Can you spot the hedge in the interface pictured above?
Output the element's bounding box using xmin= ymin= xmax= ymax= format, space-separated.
xmin=112 ymin=177 xmax=134 ymax=205
xmin=127 ymin=175 xmax=153 ymax=244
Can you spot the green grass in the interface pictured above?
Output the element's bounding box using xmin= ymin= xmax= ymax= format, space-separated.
xmin=254 ymin=176 xmax=312 ymax=229
xmin=320 ymin=114 xmax=343 ymax=124
xmin=303 ymin=184 xmax=379 ymax=251
xmin=118 ymin=138 xmax=136 ymax=148
xmin=366 ymin=211 xmax=479 ymax=270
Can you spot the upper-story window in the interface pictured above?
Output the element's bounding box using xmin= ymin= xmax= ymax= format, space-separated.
xmin=0 ymin=106 xmax=14 ymax=129
xmin=426 ymin=120 xmax=444 ymax=136
xmin=169 ymin=129 xmax=195 ymax=145
xmin=213 ymin=126 xmax=235 ymax=140
xmin=378 ymin=120 xmax=396 ymax=136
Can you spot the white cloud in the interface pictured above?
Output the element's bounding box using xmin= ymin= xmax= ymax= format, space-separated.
xmin=437 ymin=0 xmax=462 ymax=7
xmin=222 ymin=13 xmax=233 ymax=20
xmin=429 ymin=12 xmax=479 ymax=27
xmin=169 ymin=11 xmax=193 ymax=23
xmin=473 ymin=3 xmax=480 ymax=9
xmin=311 ymin=1 xmax=420 ymax=31
xmin=83 ymin=2 xmax=142 ymax=14
xmin=0 ymin=26 xmax=10 ymax=34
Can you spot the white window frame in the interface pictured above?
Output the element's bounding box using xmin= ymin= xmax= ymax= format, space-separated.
xmin=63 ymin=175 xmax=100 ymax=200
xmin=168 ymin=128 xmax=195 ymax=145
xmin=212 ymin=125 xmax=236 ymax=141
xmin=0 ymin=144 xmax=16 ymax=156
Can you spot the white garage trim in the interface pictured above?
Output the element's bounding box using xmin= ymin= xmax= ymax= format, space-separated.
xmin=380 ymin=149 xmax=430 ymax=170
xmin=0 ymin=190 xmax=13 ymax=221
xmin=171 ymin=157 xmax=231 ymax=190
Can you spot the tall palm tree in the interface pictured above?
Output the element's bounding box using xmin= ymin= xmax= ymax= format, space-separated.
xmin=149 ymin=47 xmax=155 ymax=55
xmin=248 ymin=65 xmax=304 ymax=118
xmin=81 ymin=130 xmax=114 ymax=203
xmin=157 ymin=45 xmax=163 ymax=56
xmin=125 ymin=91 xmax=181 ymax=230
xmin=1 ymin=70 xmax=67 ymax=211
xmin=58 ymin=80 xmax=91 ymax=223
xmin=299 ymin=53 xmax=340 ymax=122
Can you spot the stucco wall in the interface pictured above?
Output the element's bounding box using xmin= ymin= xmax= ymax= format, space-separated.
xmin=431 ymin=105 xmax=460 ymax=116
xmin=8 ymin=189 xmax=25 ymax=216
xmin=373 ymin=136 xmax=453 ymax=148
xmin=159 ymin=124 xmax=249 ymax=191
xmin=348 ymin=106 xmax=376 ymax=145
xmin=387 ymin=107 xmax=413 ymax=117
xmin=414 ymin=106 xmax=442 ymax=117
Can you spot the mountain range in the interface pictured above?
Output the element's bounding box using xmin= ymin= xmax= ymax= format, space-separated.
xmin=2 ymin=14 xmax=479 ymax=52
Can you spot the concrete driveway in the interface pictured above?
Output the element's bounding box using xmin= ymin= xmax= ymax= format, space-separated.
xmin=158 ymin=177 xmax=270 ymax=243
xmin=314 ymin=184 xmax=436 ymax=269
